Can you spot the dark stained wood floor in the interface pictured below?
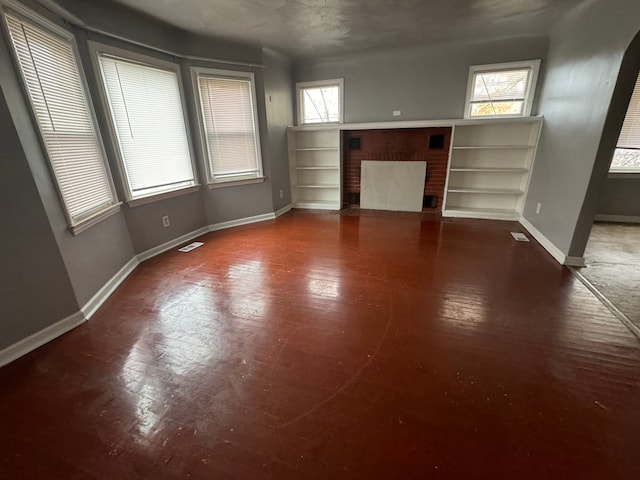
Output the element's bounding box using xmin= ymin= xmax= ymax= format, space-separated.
xmin=1 ymin=210 xmax=640 ymax=479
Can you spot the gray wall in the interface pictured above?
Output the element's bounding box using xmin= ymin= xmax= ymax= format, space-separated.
xmin=0 ymin=88 xmax=80 ymax=349
xmin=522 ymin=0 xmax=640 ymax=257
xmin=263 ymin=48 xmax=294 ymax=211
xmin=598 ymin=178 xmax=640 ymax=218
xmin=294 ymin=36 xmax=549 ymax=124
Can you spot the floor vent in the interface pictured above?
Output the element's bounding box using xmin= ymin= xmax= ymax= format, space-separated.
xmin=511 ymin=232 xmax=529 ymax=242
xmin=178 ymin=242 xmax=204 ymax=252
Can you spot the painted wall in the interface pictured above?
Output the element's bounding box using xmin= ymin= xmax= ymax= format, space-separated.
xmin=0 ymin=87 xmax=79 ymax=349
xmin=263 ymin=48 xmax=294 ymax=211
xmin=293 ymin=36 xmax=549 ymax=124
xmin=522 ymin=0 xmax=640 ymax=257
xmin=597 ymin=177 xmax=640 ymax=219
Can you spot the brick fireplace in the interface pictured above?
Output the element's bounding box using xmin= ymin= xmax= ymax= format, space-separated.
xmin=342 ymin=127 xmax=451 ymax=211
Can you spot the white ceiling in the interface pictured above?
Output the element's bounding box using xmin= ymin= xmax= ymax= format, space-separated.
xmin=102 ymin=0 xmax=588 ymax=58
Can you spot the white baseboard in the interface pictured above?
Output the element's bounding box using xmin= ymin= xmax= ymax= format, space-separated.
xmin=0 ymin=311 xmax=86 ymax=368
xmin=594 ymin=214 xmax=640 ymax=224
xmin=81 ymin=257 xmax=140 ymax=319
xmin=137 ymin=226 xmax=210 ymax=262
xmin=209 ymin=212 xmax=276 ymax=232
xmin=274 ymin=204 xmax=292 ymax=218
xmin=519 ymin=217 xmax=585 ymax=267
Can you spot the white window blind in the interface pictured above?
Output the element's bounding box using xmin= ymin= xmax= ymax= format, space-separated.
xmin=611 ymin=73 xmax=640 ymax=172
xmin=5 ymin=11 xmax=117 ymax=227
xmin=98 ymin=55 xmax=196 ymax=198
xmin=617 ymin=73 xmax=640 ymax=149
xmin=196 ymin=73 xmax=262 ymax=182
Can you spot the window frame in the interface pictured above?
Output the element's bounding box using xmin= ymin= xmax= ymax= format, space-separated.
xmin=296 ymin=78 xmax=344 ymax=126
xmin=191 ymin=66 xmax=264 ymax=187
xmin=88 ymin=41 xmax=200 ymax=206
xmin=464 ymin=60 xmax=541 ymax=119
xmin=1 ymin=2 xmax=121 ymax=234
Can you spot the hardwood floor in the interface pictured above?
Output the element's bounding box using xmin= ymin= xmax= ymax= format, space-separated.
xmin=1 ymin=210 xmax=639 ymax=479
xmin=580 ymin=222 xmax=640 ymax=330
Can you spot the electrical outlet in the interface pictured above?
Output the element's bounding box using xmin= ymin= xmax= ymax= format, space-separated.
xmin=392 ymin=110 xmax=401 ymax=117
xmin=279 ymin=189 xmax=283 ymax=199
xmin=162 ymin=215 xmax=170 ymax=227
xmin=536 ymin=203 xmax=541 ymax=214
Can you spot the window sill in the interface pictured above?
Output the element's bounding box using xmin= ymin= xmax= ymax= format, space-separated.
xmin=69 ymin=202 xmax=122 ymax=236
xmin=208 ymin=177 xmax=265 ymax=189
xmin=127 ymin=185 xmax=201 ymax=208
xmin=608 ymin=172 xmax=640 ymax=179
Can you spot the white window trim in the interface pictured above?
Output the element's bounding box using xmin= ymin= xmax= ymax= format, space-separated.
xmin=464 ymin=60 xmax=541 ymax=119
xmin=190 ymin=66 xmax=264 ymax=186
xmin=87 ymin=41 xmax=200 ymax=205
xmin=296 ymin=78 xmax=344 ymax=126
xmin=1 ymin=1 xmax=121 ymax=234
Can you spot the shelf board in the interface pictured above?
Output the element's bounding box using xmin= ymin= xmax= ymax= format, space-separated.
xmin=295 ymin=166 xmax=340 ymax=170
xmin=442 ymin=207 xmax=520 ymax=221
xmin=293 ymin=201 xmax=340 ymax=210
xmin=295 ymin=184 xmax=340 ymax=189
xmin=449 ymin=167 xmax=529 ymax=173
xmin=294 ymin=147 xmax=339 ymax=151
xmin=447 ymin=187 xmax=524 ymax=195
xmin=452 ymin=145 xmax=533 ymax=150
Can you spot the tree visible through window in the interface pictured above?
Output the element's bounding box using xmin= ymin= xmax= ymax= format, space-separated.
xmin=465 ymin=61 xmax=540 ymax=118
xmin=297 ymin=79 xmax=343 ymax=124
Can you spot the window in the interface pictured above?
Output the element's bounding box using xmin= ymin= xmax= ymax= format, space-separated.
xmin=95 ymin=48 xmax=197 ymax=201
xmin=465 ymin=60 xmax=540 ymax=118
xmin=610 ymin=72 xmax=640 ymax=173
xmin=3 ymin=8 xmax=119 ymax=234
xmin=296 ymin=78 xmax=343 ymax=125
xmin=192 ymin=68 xmax=263 ymax=185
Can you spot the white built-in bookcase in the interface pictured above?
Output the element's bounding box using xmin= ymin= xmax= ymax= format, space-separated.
xmin=443 ymin=117 xmax=543 ymax=220
xmin=287 ymin=127 xmax=341 ymax=210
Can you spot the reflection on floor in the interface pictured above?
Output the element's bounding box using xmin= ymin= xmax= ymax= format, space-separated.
xmin=581 ymin=222 xmax=640 ymax=331
xmin=1 ymin=211 xmax=640 ymax=479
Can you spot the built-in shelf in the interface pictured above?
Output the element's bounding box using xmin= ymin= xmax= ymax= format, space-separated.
xmin=452 ymin=145 xmax=534 ymax=150
xmin=288 ymin=128 xmax=341 ymax=210
xmin=449 ymin=167 xmax=529 ymax=173
xmin=447 ymin=187 xmax=524 ymax=195
xmin=292 ymin=201 xmax=341 ymax=210
xmin=295 ymin=166 xmax=340 ymax=170
xmin=294 ymin=147 xmax=339 ymax=152
xmin=442 ymin=207 xmax=520 ymax=220
xmin=296 ymin=184 xmax=340 ymax=189
xmin=442 ymin=119 xmax=543 ymax=220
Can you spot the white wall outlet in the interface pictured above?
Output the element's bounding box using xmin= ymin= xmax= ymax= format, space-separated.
xmin=392 ymin=110 xmax=402 ymax=117
xmin=162 ymin=215 xmax=170 ymax=227
xmin=536 ymin=203 xmax=541 ymax=214
xmin=279 ymin=189 xmax=283 ymax=199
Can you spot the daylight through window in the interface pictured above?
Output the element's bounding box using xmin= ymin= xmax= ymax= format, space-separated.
xmin=465 ymin=61 xmax=540 ymax=118
xmin=611 ymin=72 xmax=640 ymax=173
xmin=194 ymin=69 xmax=262 ymax=184
xmin=297 ymin=79 xmax=343 ymax=125
xmin=98 ymin=53 xmax=196 ymax=200
xmin=4 ymin=10 xmax=118 ymax=232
